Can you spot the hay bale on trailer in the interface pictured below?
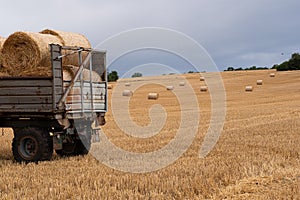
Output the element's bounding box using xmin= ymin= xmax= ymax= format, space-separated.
xmin=40 ymin=29 xmax=91 ymax=66
xmin=1 ymin=32 xmax=62 ymax=76
xmin=107 ymin=84 xmax=113 ymax=89
xmin=0 ymin=72 xmax=9 ymax=76
xmin=0 ymin=37 xmax=6 ymax=67
xmin=62 ymin=65 xmax=101 ymax=82
xmin=200 ymin=76 xmax=205 ymax=81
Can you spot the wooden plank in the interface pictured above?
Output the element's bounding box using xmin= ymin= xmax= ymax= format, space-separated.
xmin=0 ymin=104 xmax=53 ymax=112
xmin=0 ymin=96 xmax=52 ymax=104
xmin=0 ymin=87 xmax=53 ymax=96
xmin=0 ymin=79 xmax=52 ymax=87
xmin=63 ymin=82 xmax=105 ymax=88
xmin=53 ymin=68 xmax=62 ymax=78
xmin=66 ymin=99 xmax=105 ymax=104
xmin=65 ymin=103 xmax=105 ymax=111
xmin=67 ymin=87 xmax=106 ymax=95
xmin=66 ymin=94 xmax=105 ymax=101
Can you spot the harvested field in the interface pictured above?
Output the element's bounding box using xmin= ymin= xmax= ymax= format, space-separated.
xmin=0 ymin=70 xmax=299 ymax=199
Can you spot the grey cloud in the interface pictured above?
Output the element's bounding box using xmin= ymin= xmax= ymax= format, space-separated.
xmin=0 ymin=0 xmax=299 ymax=70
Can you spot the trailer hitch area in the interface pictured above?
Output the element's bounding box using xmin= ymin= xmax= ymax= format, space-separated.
xmin=53 ymin=133 xmax=63 ymax=150
xmin=97 ymin=113 xmax=106 ymax=126
xmin=91 ymin=121 xmax=100 ymax=143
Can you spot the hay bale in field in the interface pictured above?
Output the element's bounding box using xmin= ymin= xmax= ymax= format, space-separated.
xmin=269 ymin=73 xmax=275 ymax=77
xmin=125 ymin=82 xmax=131 ymax=87
xmin=148 ymin=93 xmax=159 ymax=100
xmin=256 ymin=80 xmax=263 ymax=85
xmin=200 ymin=86 xmax=208 ymax=92
xmin=166 ymin=85 xmax=174 ymax=90
xmin=200 ymin=76 xmax=205 ymax=81
xmin=179 ymin=81 xmax=185 ymax=86
xmin=1 ymin=32 xmax=62 ymax=76
xmin=245 ymin=86 xmax=253 ymax=92
xmin=40 ymin=29 xmax=91 ymax=66
xmin=0 ymin=37 xmax=6 ymax=67
xmin=122 ymin=90 xmax=133 ymax=97
xmin=63 ymin=65 xmax=101 ymax=82
xmin=107 ymin=84 xmax=113 ymax=89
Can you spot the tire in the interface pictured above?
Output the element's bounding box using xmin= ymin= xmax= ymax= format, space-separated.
xmin=55 ymin=134 xmax=91 ymax=157
xmin=12 ymin=127 xmax=53 ymax=163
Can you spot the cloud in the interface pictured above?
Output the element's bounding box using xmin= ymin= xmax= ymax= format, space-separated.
xmin=0 ymin=0 xmax=299 ymax=70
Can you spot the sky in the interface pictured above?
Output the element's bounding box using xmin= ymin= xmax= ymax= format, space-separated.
xmin=1 ymin=0 xmax=299 ymax=75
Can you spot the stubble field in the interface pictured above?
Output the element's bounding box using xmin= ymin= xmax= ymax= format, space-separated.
xmin=0 ymin=70 xmax=299 ymax=199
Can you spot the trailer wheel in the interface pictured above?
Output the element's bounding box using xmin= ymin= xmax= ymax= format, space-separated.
xmin=12 ymin=127 xmax=53 ymax=163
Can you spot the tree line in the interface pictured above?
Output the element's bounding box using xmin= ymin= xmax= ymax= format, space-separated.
xmin=107 ymin=52 xmax=300 ymax=81
xmin=224 ymin=52 xmax=300 ymax=71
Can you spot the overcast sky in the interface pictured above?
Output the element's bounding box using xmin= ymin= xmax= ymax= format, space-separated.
xmin=1 ymin=0 xmax=299 ymax=73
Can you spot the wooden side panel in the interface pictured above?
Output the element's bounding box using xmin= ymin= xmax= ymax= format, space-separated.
xmin=0 ymin=78 xmax=54 ymax=113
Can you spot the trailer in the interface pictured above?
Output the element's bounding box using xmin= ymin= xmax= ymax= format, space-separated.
xmin=0 ymin=44 xmax=107 ymax=162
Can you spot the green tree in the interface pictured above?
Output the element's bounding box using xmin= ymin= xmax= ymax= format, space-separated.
xmin=107 ymin=71 xmax=119 ymax=82
xmin=226 ymin=67 xmax=235 ymax=71
xmin=131 ymin=72 xmax=143 ymax=78
xmin=274 ymin=53 xmax=300 ymax=71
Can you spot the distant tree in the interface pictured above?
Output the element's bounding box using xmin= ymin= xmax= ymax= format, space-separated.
xmin=273 ymin=53 xmax=300 ymax=71
xmin=187 ymin=70 xmax=194 ymax=73
xmin=235 ymin=67 xmax=243 ymax=71
xmin=272 ymin=64 xmax=278 ymax=69
xmin=108 ymin=71 xmax=119 ymax=82
xmin=225 ymin=67 xmax=235 ymax=71
xmin=248 ymin=66 xmax=257 ymax=70
xmin=131 ymin=72 xmax=143 ymax=78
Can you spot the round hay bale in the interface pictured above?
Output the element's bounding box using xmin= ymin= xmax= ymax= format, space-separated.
xmin=179 ymin=81 xmax=185 ymax=86
xmin=245 ymin=86 xmax=253 ymax=92
xmin=0 ymin=72 xmax=9 ymax=77
xmin=148 ymin=93 xmax=159 ymax=100
xmin=200 ymin=76 xmax=205 ymax=81
xmin=269 ymin=73 xmax=275 ymax=77
xmin=0 ymin=36 xmax=6 ymax=67
xmin=256 ymin=80 xmax=263 ymax=85
xmin=200 ymin=86 xmax=208 ymax=92
xmin=122 ymin=90 xmax=133 ymax=97
xmin=125 ymin=82 xmax=131 ymax=87
xmin=40 ymin=29 xmax=91 ymax=66
xmin=166 ymin=85 xmax=174 ymax=90
xmin=1 ymin=32 xmax=62 ymax=76
xmin=62 ymin=65 xmax=101 ymax=82
xmin=107 ymin=84 xmax=113 ymax=89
